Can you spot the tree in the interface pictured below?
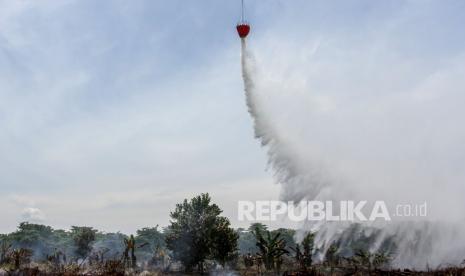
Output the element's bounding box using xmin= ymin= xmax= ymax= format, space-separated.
xmin=352 ymin=249 xmax=391 ymax=272
xmin=252 ymin=225 xmax=289 ymax=272
xmin=165 ymin=193 xmax=237 ymax=272
xmin=325 ymin=242 xmax=340 ymax=274
xmin=135 ymin=226 xmax=165 ymax=262
xmin=292 ymin=232 xmax=315 ymax=271
xmin=123 ymin=234 xmax=137 ymax=268
xmin=273 ymin=228 xmax=296 ymax=252
xmin=71 ymin=226 xmax=97 ymax=259
xmin=353 ymin=249 xmax=383 ymax=273
xmin=248 ymin=223 xmax=268 ymax=233
xmin=301 ymin=232 xmax=314 ymax=267
xmin=372 ymin=251 xmax=391 ymax=270
xmin=135 ymin=226 xmax=165 ymax=249
xmin=10 ymin=248 xmax=33 ymax=269
xmin=211 ymin=217 xmax=239 ymax=267
xmin=8 ymin=222 xmax=62 ymax=260
xmin=10 ymin=222 xmax=54 ymax=247
xmin=237 ymin=228 xmax=259 ymax=255
xmin=0 ymin=240 xmax=12 ymax=264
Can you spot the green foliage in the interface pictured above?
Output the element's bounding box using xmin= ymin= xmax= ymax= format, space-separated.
xmin=93 ymin=232 xmax=126 ymax=260
xmin=134 ymin=226 xmax=165 ymax=262
xmin=165 ymin=193 xmax=238 ymax=272
xmin=272 ymin=228 xmax=296 ymax=252
xmin=0 ymin=240 xmax=12 ymax=264
xmin=6 ymin=222 xmax=71 ymax=259
xmin=51 ymin=229 xmax=74 ymax=249
xmin=252 ymin=225 xmax=289 ymax=271
xmin=352 ymin=249 xmax=391 ymax=271
xmin=211 ymin=217 xmax=239 ymax=267
xmin=291 ymin=232 xmax=315 ymax=272
xmin=372 ymin=251 xmax=391 ymax=270
xmin=301 ymin=232 xmax=314 ymax=266
xmin=237 ymin=228 xmax=258 ymax=254
xmin=10 ymin=248 xmax=33 ymax=269
xmin=237 ymin=223 xmax=275 ymax=256
xmin=0 ymin=202 xmax=398 ymax=274
xmin=71 ymin=226 xmax=97 ymax=259
xmin=354 ymin=249 xmax=374 ymax=271
xmin=10 ymin=222 xmax=54 ymax=246
xmin=325 ymin=242 xmax=340 ymax=267
xmin=248 ymin=223 xmax=268 ymax=233
xmin=136 ymin=226 xmax=165 ymax=248
xmin=332 ymin=223 xmax=397 ymax=259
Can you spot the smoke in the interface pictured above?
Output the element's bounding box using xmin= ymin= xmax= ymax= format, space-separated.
xmin=240 ymin=38 xmax=465 ymax=268
xmin=21 ymin=207 xmax=46 ymax=223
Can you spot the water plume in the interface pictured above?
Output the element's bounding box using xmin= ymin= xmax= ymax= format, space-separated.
xmin=241 ymin=38 xmax=329 ymax=203
xmin=240 ymin=38 xmax=465 ymax=268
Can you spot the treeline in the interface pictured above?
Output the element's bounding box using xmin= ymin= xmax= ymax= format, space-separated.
xmin=0 ymin=223 xmax=164 ymax=264
xmin=0 ymin=193 xmax=397 ymax=274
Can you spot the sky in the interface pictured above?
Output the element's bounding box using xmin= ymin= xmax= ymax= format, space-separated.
xmin=1 ymin=0 xmax=465 ymax=234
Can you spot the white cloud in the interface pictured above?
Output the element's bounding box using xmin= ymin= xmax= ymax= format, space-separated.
xmin=21 ymin=207 xmax=46 ymax=223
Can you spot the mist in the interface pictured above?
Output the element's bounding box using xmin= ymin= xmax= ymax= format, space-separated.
xmin=240 ymin=25 xmax=465 ymax=268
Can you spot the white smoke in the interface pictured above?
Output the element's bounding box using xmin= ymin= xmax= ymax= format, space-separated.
xmin=21 ymin=207 xmax=46 ymax=223
xmin=241 ymin=38 xmax=330 ymax=203
xmin=240 ymin=37 xmax=465 ymax=268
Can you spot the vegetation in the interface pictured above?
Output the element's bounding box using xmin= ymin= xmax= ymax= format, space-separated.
xmin=165 ymin=193 xmax=238 ymax=272
xmin=292 ymin=232 xmax=315 ymax=272
xmin=0 ymin=194 xmax=461 ymax=275
xmin=252 ymin=224 xmax=289 ymax=272
xmin=71 ymin=226 xmax=97 ymax=260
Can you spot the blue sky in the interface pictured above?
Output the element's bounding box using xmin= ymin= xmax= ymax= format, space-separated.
xmin=1 ymin=0 xmax=465 ymax=233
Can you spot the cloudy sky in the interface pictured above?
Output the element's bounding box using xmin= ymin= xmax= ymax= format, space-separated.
xmin=1 ymin=0 xmax=464 ymax=234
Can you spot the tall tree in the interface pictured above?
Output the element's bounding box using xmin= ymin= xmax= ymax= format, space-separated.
xmin=165 ymin=193 xmax=238 ymax=272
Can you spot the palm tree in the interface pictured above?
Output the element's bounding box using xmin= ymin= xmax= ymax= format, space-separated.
xmin=292 ymin=232 xmax=315 ymax=271
xmin=252 ymin=226 xmax=289 ymax=271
